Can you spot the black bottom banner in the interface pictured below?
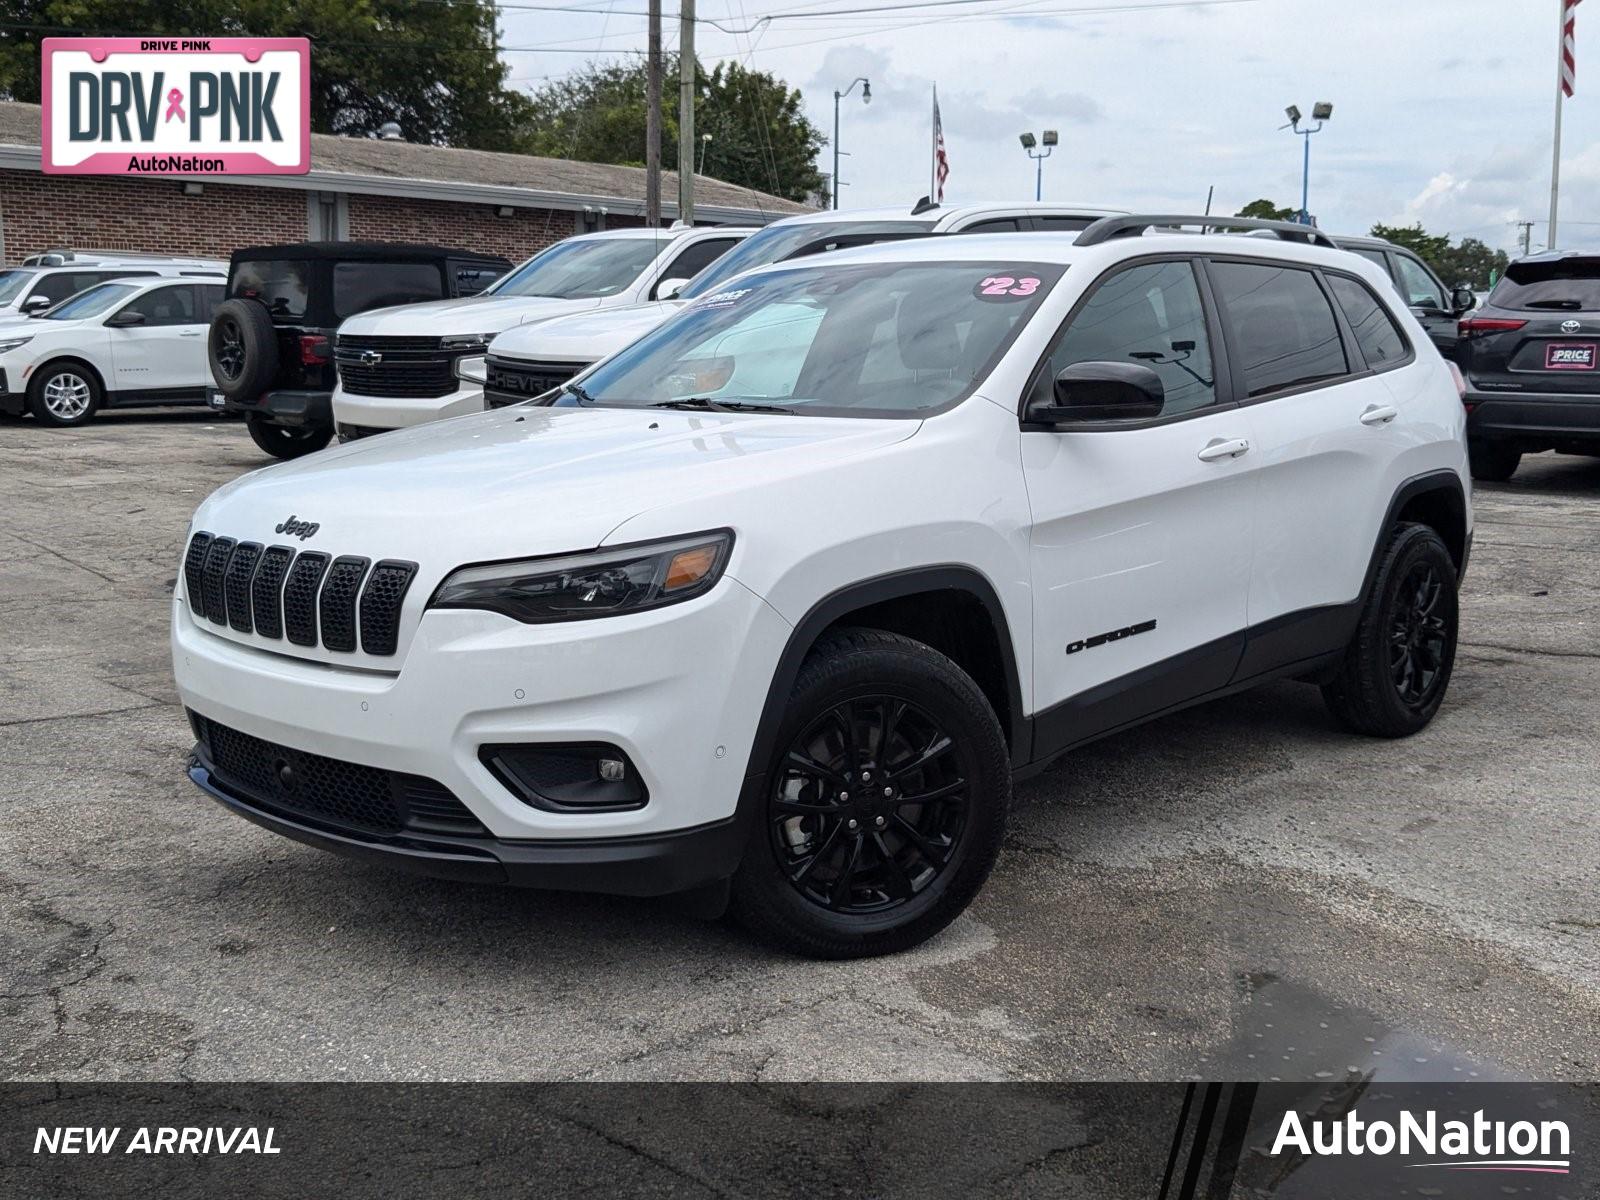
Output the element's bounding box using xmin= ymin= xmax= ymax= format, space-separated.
xmin=2 ymin=1082 xmax=1595 ymax=1198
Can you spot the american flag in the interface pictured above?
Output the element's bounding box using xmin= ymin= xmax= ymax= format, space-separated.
xmin=1563 ymin=0 xmax=1582 ymax=98
xmin=932 ymin=86 xmax=950 ymax=202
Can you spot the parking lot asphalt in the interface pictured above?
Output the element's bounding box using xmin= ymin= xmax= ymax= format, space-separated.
xmin=2 ymin=408 xmax=1597 ymax=1083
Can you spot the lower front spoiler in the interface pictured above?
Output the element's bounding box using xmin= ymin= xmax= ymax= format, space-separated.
xmin=187 ymin=760 xmax=748 ymax=896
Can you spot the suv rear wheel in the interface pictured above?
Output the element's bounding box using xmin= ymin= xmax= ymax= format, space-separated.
xmin=1467 ymin=439 xmax=1521 ymax=482
xmin=246 ymin=415 xmax=332 ymax=460
xmin=27 ymin=361 xmax=102 ymax=427
xmin=1322 ymin=523 xmax=1459 ymax=738
xmin=730 ymin=628 xmax=1010 ymax=958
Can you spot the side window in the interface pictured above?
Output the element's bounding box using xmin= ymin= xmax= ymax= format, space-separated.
xmin=1326 ymin=275 xmax=1409 ymax=370
xmin=453 ymin=264 xmax=503 ymax=296
xmin=1030 ymin=215 xmax=1096 ymax=231
xmin=116 ymin=285 xmax=198 ymax=326
xmin=28 ymin=271 xmax=98 ymax=306
xmin=655 ymin=238 xmax=739 ymax=296
xmin=1394 ymin=254 xmax=1447 ymax=311
xmin=332 ymin=262 xmax=446 ymax=319
xmin=1034 ymin=259 xmax=1217 ymax=416
xmin=1209 ymin=261 xmax=1348 ymax=397
xmin=196 ymin=284 xmax=226 ymax=322
xmin=961 ymin=219 xmax=1020 ymax=233
xmin=1351 ymin=247 xmax=1390 ymax=273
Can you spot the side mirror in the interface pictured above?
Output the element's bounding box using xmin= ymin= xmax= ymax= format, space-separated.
xmin=105 ymin=309 xmax=146 ymax=328
xmin=1451 ymin=285 xmax=1477 ymax=315
xmin=654 ymin=277 xmax=690 ymax=301
xmin=1025 ymin=361 xmax=1165 ymax=426
xmin=20 ymin=296 xmax=51 ymax=315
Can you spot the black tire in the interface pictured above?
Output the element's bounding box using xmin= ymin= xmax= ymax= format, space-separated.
xmin=1468 ymin=439 xmax=1521 ymax=482
xmin=246 ymin=415 xmax=332 ymax=460
xmin=730 ymin=628 xmax=1010 ymax=959
xmin=210 ymin=298 xmax=279 ymax=401
xmin=26 ymin=360 xmax=103 ymax=427
xmin=1322 ymin=523 xmax=1459 ymax=738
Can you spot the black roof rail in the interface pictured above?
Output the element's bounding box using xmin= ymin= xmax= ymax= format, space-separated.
xmin=1074 ymin=214 xmax=1338 ymax=249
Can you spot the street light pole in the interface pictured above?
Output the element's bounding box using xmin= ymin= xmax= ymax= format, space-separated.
xmin=1281 ymin=102 xmax=1333 ymax=224
xmin=1018 ymin=131 xmax=1057 ymax=201
xmin=831 ymin=77 xmax=871 ymax=210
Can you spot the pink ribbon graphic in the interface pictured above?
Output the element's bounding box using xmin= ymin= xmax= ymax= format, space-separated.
xmin=164 ymin=88 xmax=185 ymax=123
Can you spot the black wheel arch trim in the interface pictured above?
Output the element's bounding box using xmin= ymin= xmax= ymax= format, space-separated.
xmin=1364 ymin=468 xmax=1469 ymax=592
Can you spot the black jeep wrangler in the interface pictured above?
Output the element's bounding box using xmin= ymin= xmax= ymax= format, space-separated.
xmin=208 ymin=242 xmax=511 ymax=459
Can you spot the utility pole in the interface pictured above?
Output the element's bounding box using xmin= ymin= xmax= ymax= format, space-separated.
xmin=645 ymin=0 xmax=661 ymax=226
xmin=1518 ymin=220 xmax=1535 ymax=257
xmin=677 ymin=0 xmax=695 ymax=225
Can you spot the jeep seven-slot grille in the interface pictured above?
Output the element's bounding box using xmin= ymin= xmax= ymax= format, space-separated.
xmin=335 ymin=334 xmax=459 ymax=399
xmin=183 ymin=532 xmax=417 ymax=657
xmin=483 ymin=355 xmax=591 ymax=408
xmin=191 ymin=712 xmax=485 ymax=838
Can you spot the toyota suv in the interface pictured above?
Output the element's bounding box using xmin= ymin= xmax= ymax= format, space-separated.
xmin=1456 ymin=250 xmax=1600 ymax=480
xmin=482 ymin=201 xmax=1127 ymax=407
xmin=171 ymin=216 xmax=1470 ymax=958
xmin=330 ymin=224 xmax=752 ymax=438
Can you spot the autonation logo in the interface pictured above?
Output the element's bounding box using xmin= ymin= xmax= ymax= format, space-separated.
xmin=1273 ymin=1108 xmax=1572 ymax=1176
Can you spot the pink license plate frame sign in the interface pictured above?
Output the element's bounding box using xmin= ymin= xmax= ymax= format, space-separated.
xmin=41 ymin=37 xmax=310 ymax=176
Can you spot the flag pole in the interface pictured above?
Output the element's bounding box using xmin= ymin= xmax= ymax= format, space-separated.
xmin=930 ymin=84 xmax=938 ymax=200
xmin=1550 ymin=0 xmax=1570 ymax=250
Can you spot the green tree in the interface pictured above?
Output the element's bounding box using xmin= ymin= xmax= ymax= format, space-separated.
xmin=0 ymin=0 xmax=533 ymax=149
xmin=521 ymin=57 xmax=825 ymax=203
xmin=1236 ymin=198 xmax=1296 ymax=221
xmin=1433 ymin=236 xmax=1511 ymax=289
xmin=1369 ymin=222 xmax=1452 ymax=267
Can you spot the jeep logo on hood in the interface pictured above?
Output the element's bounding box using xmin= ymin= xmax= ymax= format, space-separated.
xmin=274 ymin=515 xmax=320 ymax=540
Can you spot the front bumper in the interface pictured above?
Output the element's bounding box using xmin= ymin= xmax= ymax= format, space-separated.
xmin=1465 ymin=389 xmax=1600 ymax=442
xmin=172 ymin=574 xmax=791 ymax=874
xmin=0 ymin=367 xmax=21 ymax=415
xmin=224 ymin=388 xmax=333 ymax=429
xmin=332 ymin=381 xmax=485 ymax=434
xmin=188 ymin=756 xmax=747 ymax=894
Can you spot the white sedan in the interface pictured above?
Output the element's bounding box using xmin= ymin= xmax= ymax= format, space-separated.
xmin=0 ymin=275 xmax=225 ymax=426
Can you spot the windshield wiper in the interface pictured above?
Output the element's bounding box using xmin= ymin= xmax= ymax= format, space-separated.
xmin=649 ymin=397 xmax=794 ymax=414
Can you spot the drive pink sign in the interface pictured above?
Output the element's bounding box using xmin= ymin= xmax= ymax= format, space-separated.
xmin=41 ymin=37 xmax=309 ymax=175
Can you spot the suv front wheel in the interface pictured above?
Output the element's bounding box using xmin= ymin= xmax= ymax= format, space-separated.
xmin=731 ymin=628 xmax=1010 ymax=958
xmin=1322 ymin=522 xmax=1459 ymax=738
xmin=27 ymin=362 xmax=103 ymax=427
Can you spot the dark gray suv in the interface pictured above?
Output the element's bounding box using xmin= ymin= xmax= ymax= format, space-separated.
xmin=1456 ymin=251 xmax=1600 ymax=480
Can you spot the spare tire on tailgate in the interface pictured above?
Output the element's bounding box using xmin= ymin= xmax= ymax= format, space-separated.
xmin=209 ymin=298 xmax=279 ymax=400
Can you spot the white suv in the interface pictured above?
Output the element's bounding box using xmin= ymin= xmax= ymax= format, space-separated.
xmin=329 ymin=224 xmax=751 ymax=437
xmin=171 ymin=216 xmax=1471 ymax=958
xmin=0 ymin=275 xmax=225 ymax=425
xmin=0 ymin=256 xmax=226 ymax=319
xmin=482 ymin=201 xmax=1127 ymax=406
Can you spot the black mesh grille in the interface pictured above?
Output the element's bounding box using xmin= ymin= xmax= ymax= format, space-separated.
xmin=192 ymin=712 xmax=485 ymax=838
xmin=183 ymin=532 xmax=212 ymax=611
xmin=319 ymin=556 xmax=370 ymax=653
xmin=359 ymin=561 xmax=418 ymax=656
xmin=282 ymin=552 xmax=330 ymax=647
xmin=200 ymin=537 xmax=236 ymax=625
xmin=251 ymin=546 xmax=293 ymax=639
xmin=335 ymin=335 xmax=457 ymax=399
xmin=223 ymin=542 xmax=262 ymax=632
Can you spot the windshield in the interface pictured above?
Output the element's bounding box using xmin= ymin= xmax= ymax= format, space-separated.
xmin=0 ymin=270 xmax=35 ymax=306
xmin=487 ymin=237 xmax=663 ymax=299
xmin=678 ymin=220 xmax=930 ymax=300
xmin=42 ymin=282 xmax=139 ymax=320
xmin=556 ymin=260 xmax=1062 ymax=419
xmin=1491 ymin=258 xmax=1600 ymax=311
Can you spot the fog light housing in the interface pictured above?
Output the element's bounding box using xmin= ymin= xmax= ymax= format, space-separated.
xmin=480 ymin=743 xmax=648 ymax=812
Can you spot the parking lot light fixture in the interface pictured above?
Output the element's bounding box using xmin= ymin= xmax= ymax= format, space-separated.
xmin=1281 ymin=101 xmax=1332 ymax=224
xmin=831 ymin=77 xmax=871 ymax=210
xmin=1020 ymin=129 xmax=1055 ymax=201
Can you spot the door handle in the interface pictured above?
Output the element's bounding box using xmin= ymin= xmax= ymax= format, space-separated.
xmin=1197 ymin=437 xmax=1250 ymax=462
xmin=179 ymin=330 xmax=203 ymax=338
xmin=1359 ymin=404 xmax=1398 ymax=426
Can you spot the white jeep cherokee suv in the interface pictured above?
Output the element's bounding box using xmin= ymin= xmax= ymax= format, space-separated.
xmin=329 ymin=224 xmax=750 ymax=437
xmin=172 ymin=216 xmax=1471 ymax=958
xmin=482 ymin=201 xmax=1126 ymax=406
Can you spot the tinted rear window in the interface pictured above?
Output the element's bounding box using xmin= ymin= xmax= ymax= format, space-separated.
xmin=1490 ymin=258 xmax=1600 ymax=311
xmin=1210 ymin=261 xmax=1348 ymax=396
xmin=333 ymin=261 xmax=445 ymax=318
xmin=231 ymin=260 xmax=311 ymax=320
xmin=1327 ymin=275 xmax=1409 ymax=369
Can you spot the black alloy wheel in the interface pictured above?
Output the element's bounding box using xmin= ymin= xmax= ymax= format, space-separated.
xmin=1389 ymin=560 xmax=1449 ymax=709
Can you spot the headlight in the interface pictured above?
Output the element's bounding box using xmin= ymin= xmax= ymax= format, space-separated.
xmin=441 ymin=333 xmax=495 ymax=352
xmin=454 ymin=354 xmax=487 ymax=385
xmin=429 ymin=531 xmax=733 ymax=624
xmin=0 ymin=336 xmax=33 ymax=354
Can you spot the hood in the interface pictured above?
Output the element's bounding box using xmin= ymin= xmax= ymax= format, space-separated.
xmin=490 ymin=300 xmax=688 ymax=362
xmin=192 ymin=406 xmax=917 ymax=670
xmin=336 ymin=293 xmax=606 ymax=337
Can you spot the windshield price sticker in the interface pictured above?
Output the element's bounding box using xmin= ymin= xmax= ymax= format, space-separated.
xmin=696 ymin=287 xmax=751 ymax=310
xmin=975 ymin=274 xmax=1042 ymax=300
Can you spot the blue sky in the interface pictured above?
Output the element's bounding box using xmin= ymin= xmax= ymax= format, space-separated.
xmin=497 ymin=0 xmax=1600 ymax=252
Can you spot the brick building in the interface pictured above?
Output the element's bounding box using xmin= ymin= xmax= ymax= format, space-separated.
xmin=0 ymin=101 xmax=808 ymax=265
